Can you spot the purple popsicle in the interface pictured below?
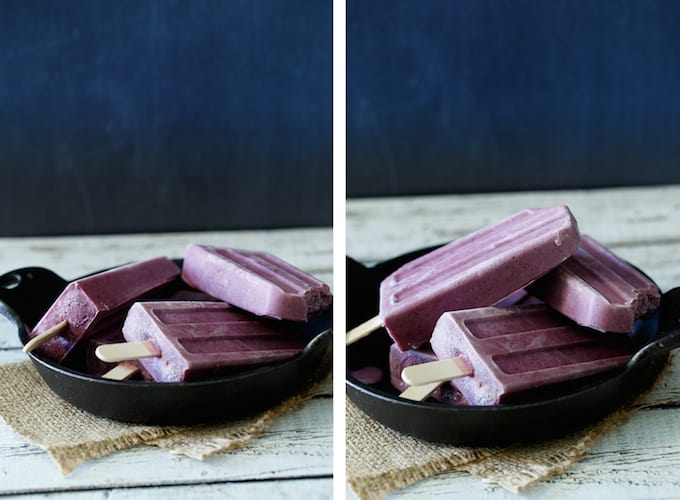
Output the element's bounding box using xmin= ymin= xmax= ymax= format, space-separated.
xmin=379 ymin=206 xmax=580 ymax=350
xmin=429 ymin=304 xmax=634 ymax=405
xmin=528 ymin=235 xmax=661 ymax=333
xmin=493 ymin=288 xmax=543 ymax=308
xmin=348 ymin=366 xmax=383 ymax=385
xmin=27 ymin=257 xmax=180 ymax=362
xmin=389 ymin=343 xmax=467 ymax=405
xmin=164 ymin=288 xmax=220 ymax=302
xmin=120 ymin=301 xmax=306 ymax=382
xmin=181 ymin=244 xmax=332 ymax=322
xmin=85 ymin=325 xmax=126 ymax=376
xmin=84 ymin=326 xmax=151 ymax=380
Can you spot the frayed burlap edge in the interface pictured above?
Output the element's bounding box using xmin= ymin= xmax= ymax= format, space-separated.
xmin=349 ymin=453 xmax=494 ymax=500
xmin=0 ymin=360 xmax=184 ymax=474
xmin=346 ymin=398 xmax=498 ymax=500
xmin=347 ymin=359 xmax=674 ymax=499
xmin=46 ymin=427 xmax=183 ymax=475
xmin=457 ymin=404 xmax=634 ymax=493
xmin=0 ymin=344 xmax=331 ymax=474
xmin=346 ymin=399 xmax=630 ymax=499
xmin=460 ymin=361 xmax=676 ymax=493
xmin=150 ymin=366 xmax=332 ymax=459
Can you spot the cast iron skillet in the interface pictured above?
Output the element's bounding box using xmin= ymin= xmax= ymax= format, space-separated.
xmin=346 ymin=246 xmax=680 ymax=445
xmin=0 ymin=259 xmax=331 ymax=425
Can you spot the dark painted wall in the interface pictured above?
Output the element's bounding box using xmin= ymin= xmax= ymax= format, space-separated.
xmin=0 ymin=0 xmax=331 ymax=236
xmin=348 ymin=0 xmax=680 ymax=197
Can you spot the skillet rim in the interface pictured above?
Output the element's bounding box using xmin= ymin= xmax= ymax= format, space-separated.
xmin=0 ymin=259 xmax=331 ymax=423
xmin=345 ymin=245 xmax=677 ymax=442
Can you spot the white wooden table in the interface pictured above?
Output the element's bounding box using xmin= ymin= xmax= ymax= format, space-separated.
xmin=0 ymin=228 xmax=333 ymax=498
xmin=346 ymin=185 xmax=680 ymax=499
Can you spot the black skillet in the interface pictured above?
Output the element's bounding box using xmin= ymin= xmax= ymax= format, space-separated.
xmin=346 ymin=246 xmax=680 ymax=445
xmin=0 ymin=259 xmax=331 ymax=425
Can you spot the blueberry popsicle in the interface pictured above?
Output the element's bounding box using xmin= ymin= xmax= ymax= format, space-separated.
xmin=528 ymin=235 xmax=661 ymax=333
xmin=407 ymin=304 xmax=634 ymax=405
xmin=181 ymin=244 xmax=332 ymax=322
xmin=389 ymin=344 xmax=467 ymax=405
xmin=25 ymin=257 xmax=180 ymax=362
xmin=347 ymin=205 xmax=581 ymax=350
xmin=84 ymin=326 xmax=153 ymax=381
xmin=96 ymin=301 xmax=306 ymax=382
xmin=85 ymin=325 xmax=128 ymax=377
xmin=348 ymin=366 xmax=383 ymax=385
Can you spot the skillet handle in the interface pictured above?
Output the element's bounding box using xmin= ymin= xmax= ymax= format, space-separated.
xmin=0 ymin=267 xmax=67 ymax=332
xmin=629 ymin=287 xmax=680 ymax=365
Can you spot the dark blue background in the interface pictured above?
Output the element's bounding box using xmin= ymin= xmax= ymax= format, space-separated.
xmin=0 ymin=0 xmax=331 ymax=236
xmin=348 ymin=0 xmax=680 ymax=197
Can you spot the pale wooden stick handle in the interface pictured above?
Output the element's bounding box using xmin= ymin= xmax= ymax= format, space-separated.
xmin=101 ymin=362 xmax=140 ymax=381
xmin=401 ymin=358 xmax=472 ymax=386
xmin=23 ymin=320 xmax=69 ymax=353
xmin=399 ymin=381 xmax=443 ymax=401
xmin=95 ymin=341 xmax=160 ymax=363
xmin=346 ymin=315 xmax=382 ymax=345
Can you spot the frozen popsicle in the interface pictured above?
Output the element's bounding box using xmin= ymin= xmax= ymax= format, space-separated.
xmin=181 ymin=244 xmax=332 ymax=322
xmin=83 ymin=326 xmax=154 ymax=380
xmin=96 ymin=301 xmax=306 ymax=382
xmin=348 ymin=366 xmax=383 ymax=385
xmin=347 ymin=205 xmax=580 ymax=350
xmin=408 ymin=304 xmax=635 ymax=405
xmin=389 ymin=343 xmax=467 ymax=405
xmin=493 ymin=288 xmax=542 ymax=307
xmin=85 ymin=325 xmax=127 ymax=377
xmin=164 ymin=288 xmax=220 ymax=302
xmin=528 ymin=235 xmax=661 ymax=333
xmin=25 ymin=257 xmax=180 ymax=362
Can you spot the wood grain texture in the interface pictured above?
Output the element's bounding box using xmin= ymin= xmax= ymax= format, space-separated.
xmin=0 ymin=398 xmax=331 ymax=493
xmin=0 ymin=228 xmax=332 ymax=498
xmin=10 ymin=479 xmax=333 ymax=500
xmin=347 ymin=185 xmax=680 ymax=264
xmin=346 ymin=185 xmax=680 ymax=499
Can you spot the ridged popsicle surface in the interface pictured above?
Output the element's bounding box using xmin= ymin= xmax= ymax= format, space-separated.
xmin=388 ymin=343 xmax=467 ymax=405
xmin=28 ymin=257 xmax=180 ymax=362
xmin=123 ymin=301 xmax=306 ymax=382
xmin=181 ymin=244 xmax=332 ymax=322
xmin=430 ymin=304 xmax=633 ymax=405
xmin=380 ymin=206 xmax=580 ymax=349
xmin=529 ymin=235 xmax=661 ymax=332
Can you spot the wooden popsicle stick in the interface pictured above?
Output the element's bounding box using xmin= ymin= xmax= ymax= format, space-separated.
xmin=346 ymin=315 xmax=382 ymax=345
xmin=95 ymin=341 xmax=160 ymax=363
xmin=399 ymin=381 xmax=443 ymax=401
xmin=101 ymin=363 xmax=140 ymax=381
xmin=401 ymin=358 xmax=473 ymax=386
xmin=22 ymin=320 xmax=69 ymax=353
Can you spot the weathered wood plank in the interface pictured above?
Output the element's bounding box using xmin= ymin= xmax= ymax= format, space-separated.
xmin=346 ymin=185 xmax=680 ymax=499
xmin=347 ymin=185 xmax=680 ymax=264
xmin=0 ymin=227 xmax=332 ymax=283
xmin=0 ymin=228 xmax=332 ymax=348
xmin=0 ymin=319 xmax=18 ymax=349
xmin=0 ymin=397 xmax=332 ymax=494
xmin=371 ymin=406 xmax=680 ymax=499
xmin=0 ymin=227 xmax=333 ymax=496
xmin=0 ymin=478 xmax=332 ymax=499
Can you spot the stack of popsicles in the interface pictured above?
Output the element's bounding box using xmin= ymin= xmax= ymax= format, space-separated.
xmin=25 ymin=245 xmax=332 ymax=383
xmin=346 ymin=205 xmax=661 ymax=406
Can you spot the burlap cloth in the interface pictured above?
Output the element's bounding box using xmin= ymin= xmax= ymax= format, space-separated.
xmin=347 ymin=361 xmax=677 ymax=498
xmin=0 ymin=349 xmax=331 ymax=475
